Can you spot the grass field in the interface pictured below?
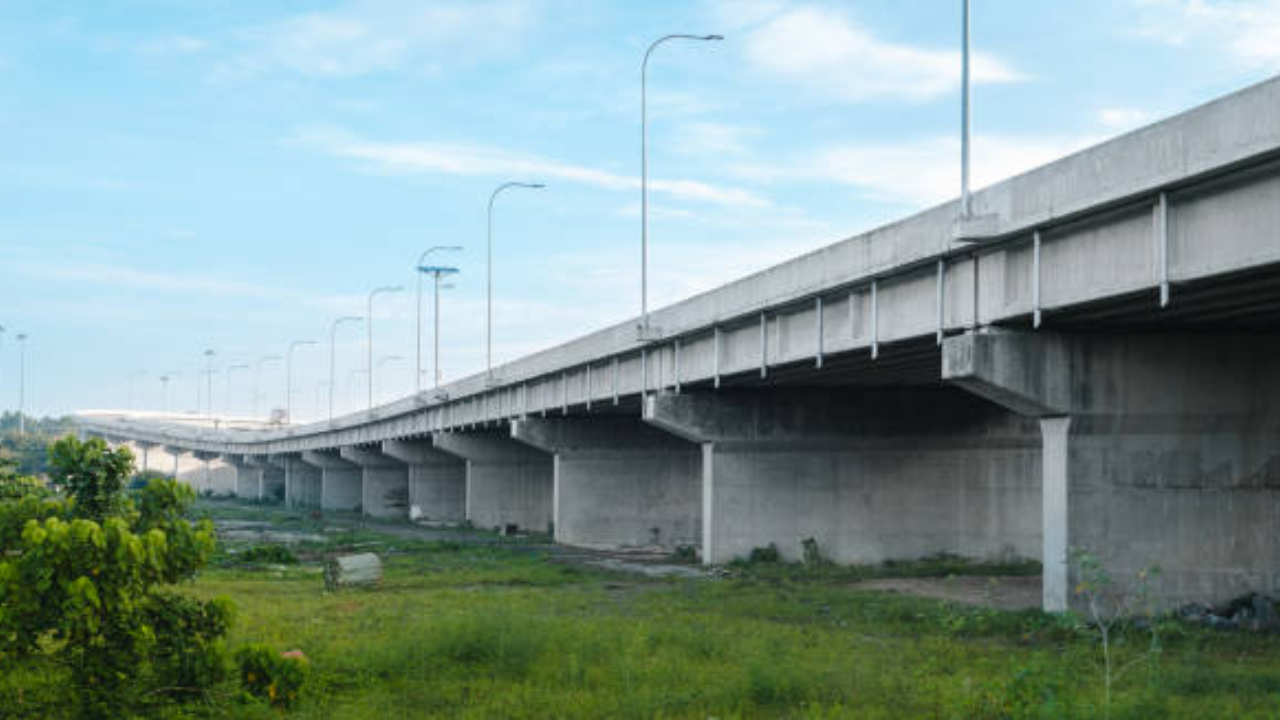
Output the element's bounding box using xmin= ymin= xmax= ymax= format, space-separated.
xmin=5 ymin=500 xmax=1280 ymax=718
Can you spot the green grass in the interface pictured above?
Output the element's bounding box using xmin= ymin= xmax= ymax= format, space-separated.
xmin=5 ymin=502 xmax=1280 ymax=718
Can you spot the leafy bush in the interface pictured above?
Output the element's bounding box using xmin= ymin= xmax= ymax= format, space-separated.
xmin=239 ymin=544 xmax=299 ymax=565
xmin=47 ymin=436 xmax=134 ymax=521
xmin=746 ymin=544 xmax=780 ymax=564
xmin=0 ymin=436 xmax=233 ymax=717
xmin=237 ymin=643 xmax=308 ymax=708
xmin=146 ymin=592 xmax=235 ymax=698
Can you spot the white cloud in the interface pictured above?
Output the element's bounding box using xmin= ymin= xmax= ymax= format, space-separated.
xmin=297 ymin=127 xmax=771 ymax=208
xmin=669 ymin=121 xmax=760 ymax=158
xmin=1133 ymin=0 xmax=1280 ymax=70
xmin=737 ymin=133 xmax=1099 ymax=206
xmin=141 ymin=35 xmax=211 ymax=55
xmin=218 ymin=0 xmax=533 ymax=79
xmin=742 ymin=6 xmax=1024 ymax=103
xmin=1098 ymin=107 xmax=1150 ymax=130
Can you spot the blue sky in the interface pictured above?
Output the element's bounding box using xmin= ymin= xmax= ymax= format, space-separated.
xmin=1 ymin=0 xmax=1278 ymax=418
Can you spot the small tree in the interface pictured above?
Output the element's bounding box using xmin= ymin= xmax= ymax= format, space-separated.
xmin=0 ymin=436 xmax=232 ymax=718
xmin=1070 ymin=547 xmax=1161 ymax=717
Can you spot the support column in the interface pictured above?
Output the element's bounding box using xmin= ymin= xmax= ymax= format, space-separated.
xmin=192 ymin=451 xmax=221 ymax=495
xmin=944 ymin=331 xmax=1280 ymax=611
xmin=136 ymin=440 xmax=158 ymax=475
xmin=224 ymin=455 xmax=264 ymax=500
xmin=162 ymin=445 xmax=188 ymax=484
xmin=382 ymin=439 xmax=466 ymax=522
xmin=249 ymin=455 xmax=286 ymax=503
xmin=339 ymin=445 xmax=410 ymax=519
xmin=273 ymin=453 xmax=320 ymax=509
xmin=511 ymin=417 xmax=700 ymax=550
xmin=644 ymin=388 xmax=1042 ymax=567
xmin=433 ymin=430 xmax=553 ymax=533
xmin=300 ymin=449 xmax=362 ymax=512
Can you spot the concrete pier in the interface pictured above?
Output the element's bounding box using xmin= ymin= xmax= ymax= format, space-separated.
xmin=273 ymin=453 xmax=320 ymax=509
xmin=511 ymin=417 xmax=700 ymax=550
xmin=340 ymin=445 xmax=410 ymax=519
xmin=645 ymin=388 xmax=1042 ymax=567
xmin=224 ymin=455 xmax=263 ymax=500
xmin=945 ymin=331 xmax=1280 ymax=612
xmin=434 ymin=431 xmax=553 ymax=533
xmin=381 ymin=439 xmax=466 ymax=522
xmin=301 ymin=449 xmax=362 ymax=512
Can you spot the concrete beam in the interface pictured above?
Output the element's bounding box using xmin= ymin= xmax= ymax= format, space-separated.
xmin=511 ymin=417 xmax=700 ymax=550
xmin=944 ymin=330 xmax=1280 ymax=612
xmin=245 ymin=455 xmax=286 ymax=503
xmin=222 ymin=455 xmax=264 ymax=500
xmin=644 ymin=389 xmax=1041 ymax=568
xmin=300 ymin=450 xmax=362 ymax=512
xmin=340 ymin=445 xmax=410 ymax=520
xmin=272 ymin=453 xmax=320 ymax=509
xmin=433 ymin=431 xmax=553 ymax=533
xmin=382 ymin=439 xmax=466 ymax=523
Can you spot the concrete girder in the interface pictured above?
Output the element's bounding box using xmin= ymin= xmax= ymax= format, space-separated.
xmin=510 ymin=417 xmax=701 ymax=550
xmin=300 ymin=450 xmax=362 ymax=512
xmin=433 ymin=431 xmax=553 ymax=533
xmin=944 ymin=330 xmax=1280 ymax=612
xmin=339 ymin=445 xmax=410 ymax=520
xmin=644 ymin=388 xmax=1042 ymax=571
xmin=381 ymin=439 xmax=466 ymax=523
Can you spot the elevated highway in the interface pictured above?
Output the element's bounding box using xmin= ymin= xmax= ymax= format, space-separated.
xmin=82 ymin=77 xmax=1280 ymax=611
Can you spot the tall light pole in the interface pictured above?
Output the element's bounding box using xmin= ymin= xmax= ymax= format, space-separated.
xmin=487 ymin=182 xmax=544 ymax=379
xmin=376 ymin=354 xmax=404 ymax=405
xmin=254 ymin=355 xmax=282 ymax=420
xmin=15 ymin=333 xmax=27 ymax=436
xmin=226 ymin=364 xmax=249 ymax=418
xmin=366 ymin=285 xmax=403 ymax=410
xmin=415 ymin=246 xmax=461 ymax=393
xmin=201 ymin=349 xmax=216 ymax=419
xmin=159 ymin=371 xmax=180 ymax=414
xmin=639 ymin=33 xmax=722 ymax=340
xmin=286 ymin=340 xmax=317 ymax=424
xmin=329 ymin=316 xmax=362 ymax=421
xmin=960 ymin=0 xmax=972 ymax=219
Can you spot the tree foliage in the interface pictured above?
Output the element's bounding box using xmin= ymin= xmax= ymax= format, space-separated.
xmin=0 ymin=435 xmax=232 ymax=718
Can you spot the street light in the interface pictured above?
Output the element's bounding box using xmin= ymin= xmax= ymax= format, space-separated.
xmin=960 ymin=0 xmax=972 ymax=219
xmin=226 ymin=364 xmax=249 ymax=418
xmin=366 ymin=285 xmax=403 ymax=410
xmin=254 ymin=355 xmax=282 ymax=420
xmin=286 ymin=340 xmax=317 ymax=424
xmin=487 ymin=182 xmax=544 ymax=379
xmin=158 ymin=371 xmax=180 ymax=414
xmin=201 ymin=349 xmax=216 ymax=419
xmin=415 ymin=246 xmax=461 ymax=393
xmin=329 ymin=316 xmax=362 ymax=421
xmin=639 ymin=33 xmax=722 ymax=340
xmin=15 ymin=333 xmax=26 ymax=435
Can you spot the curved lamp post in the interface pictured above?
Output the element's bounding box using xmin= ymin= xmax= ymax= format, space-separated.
xmin=286 ymin=340 xmax=317 ymax=424
xmin=487 ymin=182 xmax=544 ymax=381
xmin=329 ymin=315 xmax=362 ymax=420
xmin=415 ymin=246 xmax=461 ymax=393
xmin=366 ymin=286 xmax=403 ymax=409
xmin=639 ymin=33 xmax=722 ymax=340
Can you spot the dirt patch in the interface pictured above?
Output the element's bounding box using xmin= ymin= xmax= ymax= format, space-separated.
xmin=848 ymin=575 xmax=1042 ymax=611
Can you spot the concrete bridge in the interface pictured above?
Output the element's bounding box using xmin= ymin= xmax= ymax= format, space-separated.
xmin=80 ymin=77 xmax=1280 ymax=612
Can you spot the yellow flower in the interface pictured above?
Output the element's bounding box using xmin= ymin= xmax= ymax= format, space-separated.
xmin=246 ymin=672 xmax=256 ymax=683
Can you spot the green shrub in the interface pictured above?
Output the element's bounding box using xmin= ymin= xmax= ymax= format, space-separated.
xmin=146 ymin=591 xmax=235 ymax=699
xmin=0 ymin=437 xmax=232 ymax=718
xmin=746 ymin=544 xmax=780 ymax=564
xmin=239 ymin=544 xmax=299 ymax=565
xmin=237 ymin=643 xmax=308 ymax=708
